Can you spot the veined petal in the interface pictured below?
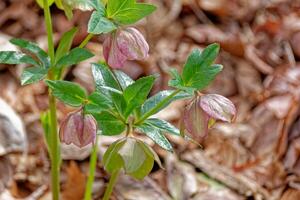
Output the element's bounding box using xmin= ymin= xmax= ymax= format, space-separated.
xmin=200 ymin=94 xmax=236 ymax=122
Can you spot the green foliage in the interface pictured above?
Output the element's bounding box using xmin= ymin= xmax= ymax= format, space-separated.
xmin=10 ymin=38 xmax=50 ymax=68
xmin=103 ymin=138 xmax=161 ymax=179
xmin=94 ymin=111 xmax=126 ymax=135
xmin=123 ymin=76 xmax=155 ymax=118
xmin=55 ymin=27 xmax=78 ymax=62
xmin=46 ymin=80 xmax=87 ymax=107
xmin=56 ymin=47 xmax=94 ymax=67
xmin=145 ymin=118 xmax=180 ymax=136
xmin=85 ymin=92 xmax=113 ymax=114
xmin=21 ymin=67 xmax=48 ymax=85
xmin=0 ymin=51 xmax=39 ymax=66
xmin=137 ymin=123 xmax=173 ymax=152
xmin=88 ymin=11 xmax=117 ymax=34
xmin=36 ymin=0 xmax=55 ymax=8
xmin=169 ymin=44 xmax=222 ymax=92
xmin=106 ymin=0 xmax=156 ymax=25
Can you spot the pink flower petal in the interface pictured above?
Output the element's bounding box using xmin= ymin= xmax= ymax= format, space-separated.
xmin=200 ymin=94 xmax=236 ymax=122
xmin=183 ymin=97 xmax=210 ymax=138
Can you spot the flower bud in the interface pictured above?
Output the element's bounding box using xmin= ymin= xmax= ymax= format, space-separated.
xmin=59 ymin=109 xmax=97 ymax=148
xmin=183 ymin=94 xmax=236 ymax=139
xmin=103 ymin=27 xmax=149 ymax=68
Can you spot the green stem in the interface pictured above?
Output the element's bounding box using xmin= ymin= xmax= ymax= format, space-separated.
xmin=103 ymin=170 xmax=120 ymax=200
xmin=135 ymin=89 xmax=181 ymax=125
xmin=84 ymin=135 xmax=99 ymax=200
xmin=43 ymin=1 xmax=60 ymax=200
xmin=79 ymin=33 xmax=94 ymax=48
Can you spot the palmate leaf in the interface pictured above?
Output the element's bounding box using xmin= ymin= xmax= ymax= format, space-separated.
xmin=145 ymin=118 xmax=180 ymax=136
xmin=85 ymin=92 xmax=113 ymax=114
xmin=94 ymin=111 xmax=126 ymax=135
xmin=56 ymin=47 xmax=94 ymax=68
xmin=182 ymin=44 xmax=222 ymax=90
xmin=55 ymin=27 xmax=78 ymax=62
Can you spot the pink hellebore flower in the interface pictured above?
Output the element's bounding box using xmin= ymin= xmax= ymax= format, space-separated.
xmin=59 ymin=109 xmax=97 ymax=148
xmin=103 ymin=27 xmax=149 ymax=68
xmin=183 ymin=94 xmax=236 ymax=139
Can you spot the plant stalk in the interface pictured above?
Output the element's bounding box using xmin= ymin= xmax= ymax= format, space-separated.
xmin=103 ymin=170 xmax=120 ymax=200
xmin=79 ymin=33 xmax=94 ymax=48
xmin=43 ymin=1 xmax=60 ymax=200
xmin=84 ymin=135 xmax=99 ymax=200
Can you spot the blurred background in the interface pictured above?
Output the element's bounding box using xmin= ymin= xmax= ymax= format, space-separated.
xmin=0 ymin=0 xmax=300 ymax=199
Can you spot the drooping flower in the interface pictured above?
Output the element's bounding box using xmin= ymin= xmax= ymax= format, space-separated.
xmin=103 ymin=27 xmax=149 ymax=68
xmin=183 ymin=94 xmax=236 ymax=140
xmin=59 ymin=109 xmax=97 ymax=148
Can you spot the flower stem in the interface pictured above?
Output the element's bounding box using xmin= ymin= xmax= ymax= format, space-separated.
xmin=135 ymin=89 xmax=181 ymax=125
xmin=79 ymin=33 xmax=94 ymax=48
xmin=43 ymin=1 xmax=60 ymax=200
xmin=84 ymin=135 xmax=99 ymax=200
xmin=103 ymin=170 xmax=120 ymax=200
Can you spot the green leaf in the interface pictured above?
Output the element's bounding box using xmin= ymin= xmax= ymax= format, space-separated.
xmin=45 ymin=80 xmax=87 ymax=107
xmin=55 ymin=27 xmax=78 ymax=62
xmin=88 ymin=11 xmax=117 ymax=34
xmin=94 ymin=111 xmax=126 ymax=135
xmin=88 ymin=0 xmax=105 ymax=12
xmin=182 ymin=44 xmax=222 ymax=90
xmin=118 ymin=138 xmax=146 ymax=173
xmin=139 ymin=141 xmax=162 ymax=169
xmin=113 ymin=3 xmax=156 ymax=25
xmin=10 ymin=39 xmax=50 ymax=68
xmin=145 ymin=118 xmax=180 ymax=136
xmin=141 ymin=90 xmax=191 ymax=116
xmin=103 ymin=139 xmax=126 ymax=173
xmin=123 ymin=76 xmax=155 ymax=118
xmin=92 ymin=63 xmax=126 ymax=115
xmin=85 ymin=92 xmax=112 ymax=114
xmin=137 ymin=123 xmax=173 ymax=152
xmin=113 ymin=70 xmax=134 ymax=90
xmin=36 ymin=0 xmax=55 ymax=8
xmin=107 ymin=0 xmax=134 ymax=17
xmin=21 ymin=67 xmax=48 ymax=85
xmin=56 ymin=47 xmax=94 ymax=67
xmin=63 ymin=0 xmax=94 ymax=11
xmin=0 ymin=51 xmax=40 ymax=66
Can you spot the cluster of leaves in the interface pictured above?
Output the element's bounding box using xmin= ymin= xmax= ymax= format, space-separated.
xmin=0 ymin=28 xmax=93 ymax=85
xmin=0 ymin=0 xmax=224 ymax=180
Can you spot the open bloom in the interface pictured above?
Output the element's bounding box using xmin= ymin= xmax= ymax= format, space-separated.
xmin=59 ymin=109 xmax=97 ymax=148
xmin=183 ymin=94 xmax=236 ymax=140
xmin=103 ymin=27 xmax=149 ymax=68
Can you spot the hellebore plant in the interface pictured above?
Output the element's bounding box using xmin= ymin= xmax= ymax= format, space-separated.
xmin=0 ymin=0 xmax=236 ymax=200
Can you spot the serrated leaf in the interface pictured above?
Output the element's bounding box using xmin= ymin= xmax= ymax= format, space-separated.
xmin=145 ymin=118 xmax=180 ymax=136
xmin=113 ymin=3 xmax=156 ymax=25
xmin=21 ymin=67 xmax=48 ymax=85
xmin=123 ymin=76 xmax=155 ymax=118
xmin=107 ymin=0 xmax=134 ymax=17
xmin=0 ymin=51 xmax=40 ymax=66
xmin=46 ymin=80 xmax=87 ymax=107
xmin=140 ymin=90 xmax=191 ymax=116
xmin=56 ymin=47 xmax=94 ymax=67
xmin=94 ymin=111 xmax=125 ymax=135
xmin=88 ymin=0 xmax=105 ymax=12
xmin=137 ymin=124 xmax=173 ymax=152
xmin=88 ymin=11 xmax=117 ymax=34
xmin=113 ymin=70 xmax=134 ymax=90
xmin=55 ymin=27 xmax=78 ymax=62
xmin=182 ymin=44 xmax=222 ymax=90
xmin=10 ymin=39 xmax=50 ymax=68
xmin=85 ymin=92 xmax=112 ymax=114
